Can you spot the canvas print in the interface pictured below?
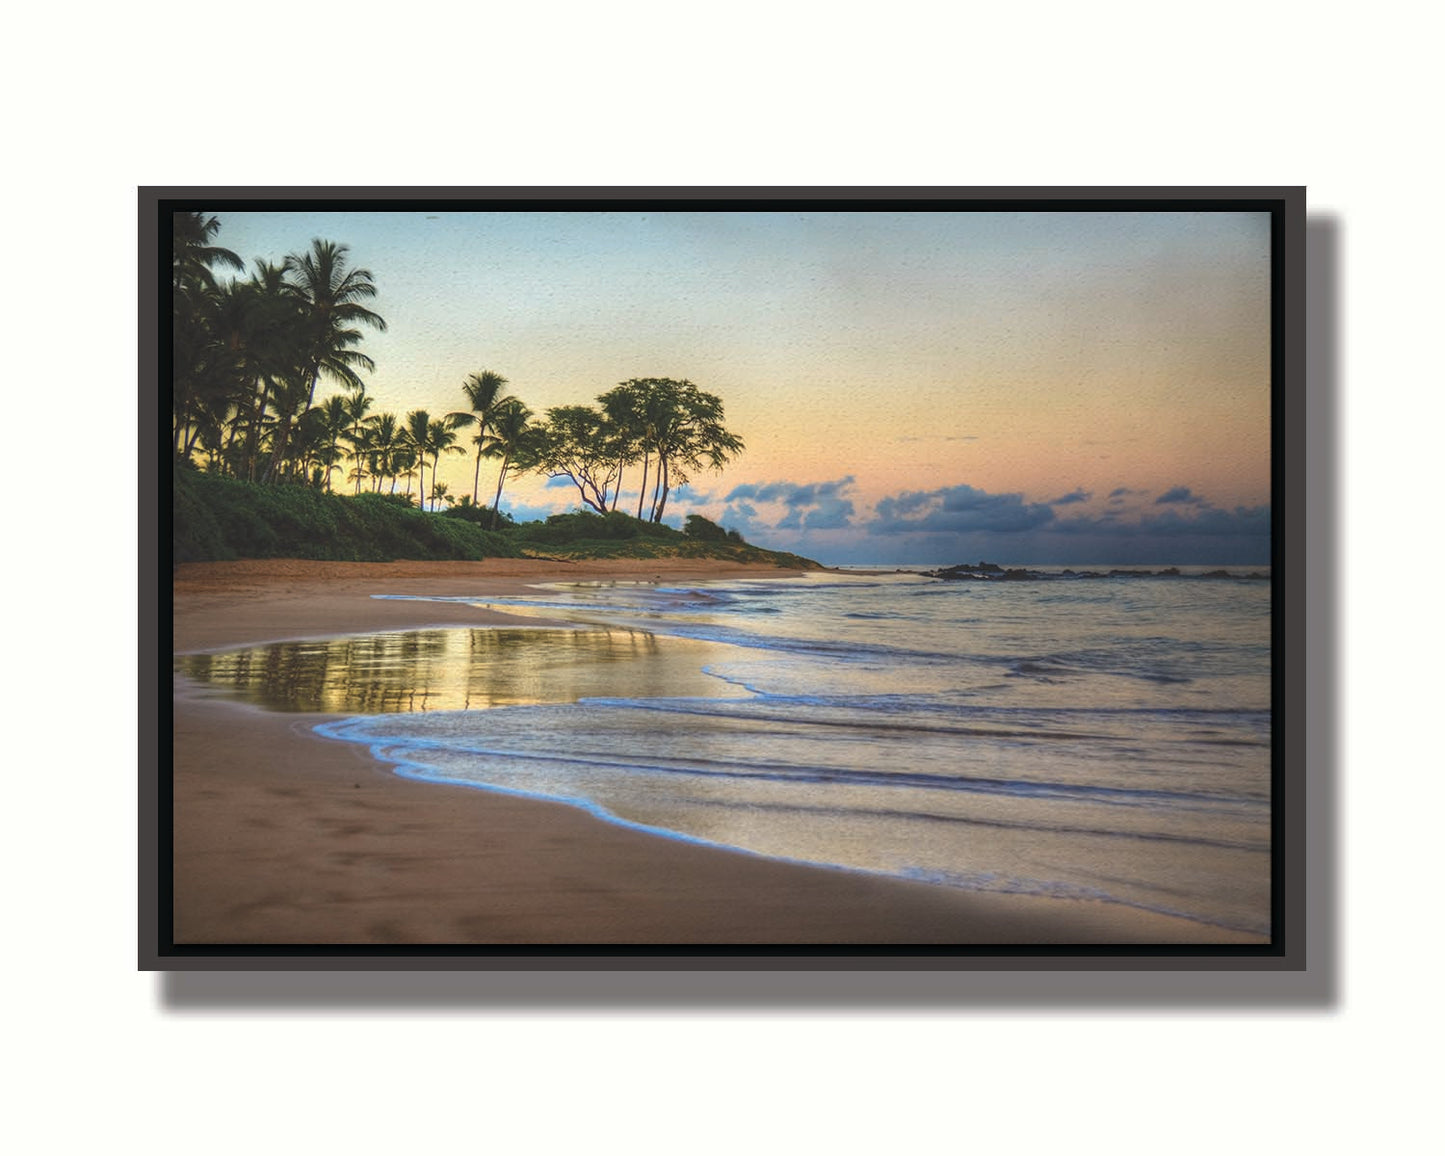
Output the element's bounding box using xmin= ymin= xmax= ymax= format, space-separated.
xmin=165 ymin=195 xmax=1283 ymax=956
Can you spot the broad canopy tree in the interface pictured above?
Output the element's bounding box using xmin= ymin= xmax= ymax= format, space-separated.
xmin=611 ymin=378 xmax=743 ymax=523
xmin=533 ymin=404 xmax=623 ymax=515
xmin=502 ymin=380 xmax=744 ymax=525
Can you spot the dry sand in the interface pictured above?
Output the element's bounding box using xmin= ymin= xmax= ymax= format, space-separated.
xmin=169 ymin=558 xmax=1266 ymax=946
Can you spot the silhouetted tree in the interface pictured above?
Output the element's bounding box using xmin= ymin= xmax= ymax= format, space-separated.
xmin=283 ymin=239 xmax=387 ymax=419
xmin=483 ymin=399 xmax=536 ymax=529
xmin=534 ymin=405 xmax=621 ymax=514
xmin=449 ymin=370 xmax=512 ymax=505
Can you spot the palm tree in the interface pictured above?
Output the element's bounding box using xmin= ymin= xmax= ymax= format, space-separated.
xmin=222 ymin=259 xmax=307 ymax=481
xmin=483 ymin=399 xmax=535 ymax=529
xmin=283 ymin=239 xmax=387 ymax=421
xmin=404 ymin=410 xmax=433 ymax=504
xmin=292 ymin=403 xmax=338 ymax=488
xmin=315 ymin=394 xmax=350 ymax=491
xmin=393 ymin=444 xmax=419 ymax=502
xmin=448 ymin=370 xmax=511 ymax=505
xmin=341 ymin=387 xmax=375 ymax=492
xmin=261 ymin=371 xmax=310 ymax=484
xmin=425 ymin=418 xmax=466 ymax=510
xmin=190 ymin=391 xmax=237 ymax=473
xmin=364 ymin=411 xmax=401 ymax=492
xmin=172 ymin=211 xmax=242 ymax=297
xmin=172 ymin=214 xmax=244 ymax=457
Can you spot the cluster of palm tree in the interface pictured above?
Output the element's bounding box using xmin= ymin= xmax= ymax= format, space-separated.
xmin=172 ymin=212 xmax=387 ymax=485
xmin=173 ymin=214 xmax=744 ymax=526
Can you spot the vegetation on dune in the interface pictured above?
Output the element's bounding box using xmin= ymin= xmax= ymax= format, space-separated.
xmin=175 ymin=469 xmax=818 ymax=568
xmin=170 ymin=211 xmax=819 ymax=570
xmin=173 ymin=466 xmax=520 ymax=564
xmin=495 ymin=510 xmax=817 ymax=567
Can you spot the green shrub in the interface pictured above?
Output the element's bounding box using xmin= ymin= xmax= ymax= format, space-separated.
xmin=513 ymin=509 xmax=689 ymax=546
xmin=443 ymin=504 xmax=514 ymax=528
xmin=683 ymin=514 xmax=729 ymax=542
xmin=172 ymin=467 xmax=522 ymax=563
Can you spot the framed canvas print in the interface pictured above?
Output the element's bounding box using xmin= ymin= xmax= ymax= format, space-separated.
xmin=145 ymin=187 xmax=1305 ymax=971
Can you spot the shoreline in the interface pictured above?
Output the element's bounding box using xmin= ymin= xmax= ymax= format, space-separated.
xmin=170 ymin=558 xmax=1267 ymax=946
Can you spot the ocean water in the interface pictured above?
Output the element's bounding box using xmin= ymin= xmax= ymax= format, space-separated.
xmin=178 ymin=568 xmax=1273 ymax=937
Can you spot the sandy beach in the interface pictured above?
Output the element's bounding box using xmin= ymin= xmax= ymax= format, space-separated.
xmin=169 ymin=559 xmax=1267 ymax=946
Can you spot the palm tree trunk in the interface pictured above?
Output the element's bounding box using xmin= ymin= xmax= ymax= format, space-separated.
xmin=183 ymin=420 xmax=205 ymax=459
xmin=223 ymin=407 xmax=244 ymax=475
xmin=490 ymin=454 xmax=513 ymax=530
xmin=472 ymin=440 xmax=485 ymax=505
xmin=302 ymin=364 xmax=321 ymax=417
xmin=264 ymin=411 xmax=294 ymax=484
xmin=246 ymin=376 xmax=272 ymax=481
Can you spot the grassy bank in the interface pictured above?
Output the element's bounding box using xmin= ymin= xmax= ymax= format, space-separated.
xmin=173 ymin=467 xmax=821 ymax=569
xmin=173 ymin=467 xmax=520 ymax=564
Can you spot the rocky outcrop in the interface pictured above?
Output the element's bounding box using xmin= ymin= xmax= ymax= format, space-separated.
xmin=924 ymin=562 xmax=1270 ymax=582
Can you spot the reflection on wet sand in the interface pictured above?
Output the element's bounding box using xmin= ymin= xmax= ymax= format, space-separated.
xmin=177 ymin=627 xmax=747 ymax=714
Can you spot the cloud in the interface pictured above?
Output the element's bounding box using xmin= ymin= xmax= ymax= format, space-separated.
xmin=1155 ymin=485 xmax=1205 ymax=505
xmin=501 ymin=499 xmax=571 ymax=524
xmin=717 ymin=476 xmax=1269 ymax=566
xmin=886 ymin=490 xmax=937 ymax=515
xmin=722 ymin=477 xmax=857 ymax=531
xmin=725 ymin=477 xmax=855 ymax=508
xmin=962 ymin=502 xmax=1271 ymax=569
xmin=869 ymin=484 xmax=1056 ymax=536
xmin=855 ymin=479 xmax=1268 ymax=561
xmin=719 ymin=501 xmax=766 ymax=536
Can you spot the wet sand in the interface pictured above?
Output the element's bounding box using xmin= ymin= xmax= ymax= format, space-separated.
xmin=170 ymin=559 xmax=1267 ymax=946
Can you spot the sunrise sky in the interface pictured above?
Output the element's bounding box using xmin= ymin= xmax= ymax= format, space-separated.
xmin=204 ymin=207 xmax=1272 ymax=565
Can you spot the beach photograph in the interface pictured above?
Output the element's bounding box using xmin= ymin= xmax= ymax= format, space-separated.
xmin=166 ymin=200 xmax=1278 ymax=952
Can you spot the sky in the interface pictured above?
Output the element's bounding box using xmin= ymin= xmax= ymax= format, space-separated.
xmin=206 ymin=208 xmax=1272 ymax=565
